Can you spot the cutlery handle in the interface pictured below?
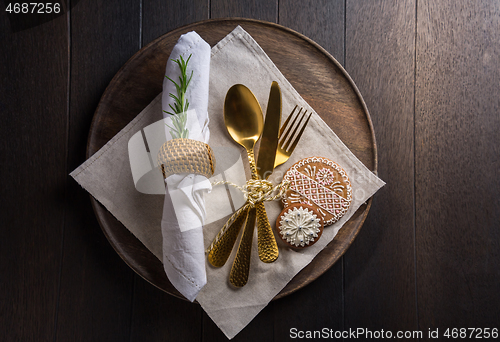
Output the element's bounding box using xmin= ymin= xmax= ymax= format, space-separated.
xmin=246 ymin=148 xmax=259 ymax=180
xmin=207 ymin=205 xmax=250 ymax=267
xmin=229 ymin=207 xmax=257 ymax=287
xmin=256 ymin=202 xmax=279 ymax=263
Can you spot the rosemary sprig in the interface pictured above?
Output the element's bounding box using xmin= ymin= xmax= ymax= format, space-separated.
xmin=164 ymin=54 xmax=193 ymax=139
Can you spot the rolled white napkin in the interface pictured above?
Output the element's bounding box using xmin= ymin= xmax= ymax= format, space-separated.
xmin=161 ymin=31 xmax=211 ymax=302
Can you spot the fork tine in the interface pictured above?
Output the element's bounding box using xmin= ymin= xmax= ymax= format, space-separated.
xmin=283 ymin=109 xmax=308 ymax=150
xmin=279 ymin=105 xmax=297 ymax=136
xmin=279 ymin=106 xmax=303 ymax=147
xmin=286 ymin=112 xmax=311 ymax=153
xmin=274 ymin=105 xmax=311 ymax=168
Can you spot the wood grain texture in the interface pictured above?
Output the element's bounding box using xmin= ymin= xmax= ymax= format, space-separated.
xmin=55 ymin=1 xmax=141 ymax=341
xmin=279 ymin=0 xmax=345 ymax=65
xmin=273 ymin=262 xmax=343 ymax=339
xmin=0 ymin=11 xmax=68 ymax=342
xmin=415 ymin=0 xmax=500 ymax=331
xmin=129 ymin=277 xmax=202 ymax=342
xmin=344 ymin=0 xmax=418 ymax=332
xmin=142 ymin=0 xmax=208 ymax=46
xmin=211 ymin=0 xmax=277 ymax=22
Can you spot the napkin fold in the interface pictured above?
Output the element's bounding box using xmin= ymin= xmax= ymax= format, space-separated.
xmin=160 ymin=31 xmax=211 ymax=302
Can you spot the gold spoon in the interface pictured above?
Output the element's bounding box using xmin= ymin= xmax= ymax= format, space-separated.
xmin=223 ymin=84 xmax=263 ymax=287
xmin=223 ymin=84 xmax=264 ymax=176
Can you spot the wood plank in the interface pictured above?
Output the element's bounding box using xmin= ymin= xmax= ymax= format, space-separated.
xmin=279 ymin=0 xmax=345 ymax=65
xmin=55 ymin=1 xmax=141 ymax=341
xmin=142 ymin=0 xmax=208 ymax=46
xmin=211 ymin=0 xmax=277 ymax=22
xmin=274 ymin=0 xmax=345 ymax=338
xmin=129 ymin=278 xmax=202 ymax=342
xmin=344 ymin=0 xmax=418 ymax=333
xmin=0 ymin=11 xmax=68 ymax=342
xmin=273 ymin=262 xmax=343 ymax=339
xmin=415 ymin=0 xmax=500 ymax=332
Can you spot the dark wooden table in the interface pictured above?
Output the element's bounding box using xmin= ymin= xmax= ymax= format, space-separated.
xmin=2 ymin=1 xmax=499 ymax=341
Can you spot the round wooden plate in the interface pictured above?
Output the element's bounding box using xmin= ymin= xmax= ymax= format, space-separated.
xmin=87 ymin=18 xmax=377 ymax=301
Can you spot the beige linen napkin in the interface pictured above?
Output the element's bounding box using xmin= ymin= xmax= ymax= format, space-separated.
xmin=70 ymin=26 xmax=384 ymax=340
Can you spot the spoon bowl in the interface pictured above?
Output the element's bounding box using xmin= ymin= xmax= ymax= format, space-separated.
xmin=224 ymin=84 xmax=264 ymax=152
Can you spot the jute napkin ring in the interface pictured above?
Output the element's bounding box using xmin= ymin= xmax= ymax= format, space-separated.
xmin=157 ymin=138 xmax=216 ymax=179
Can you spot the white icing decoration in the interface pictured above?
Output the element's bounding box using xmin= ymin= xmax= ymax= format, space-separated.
xmin=279 ymin=206 xmax=321 ymax=247
xmin=304 ymin=164 xmax=316 ymax=178
xmin=315 ymin=167 xmax=335 ymax=186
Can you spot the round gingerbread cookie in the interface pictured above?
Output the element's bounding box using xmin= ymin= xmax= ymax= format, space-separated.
xmin=282 ymin=157 xmax=352 ymax=226
xmin=276 ymin=203 xmax=324 ymax=248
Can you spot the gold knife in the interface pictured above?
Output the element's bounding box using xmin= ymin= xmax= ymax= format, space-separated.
xmin=255 ymin=81 xmax=282 ymax=263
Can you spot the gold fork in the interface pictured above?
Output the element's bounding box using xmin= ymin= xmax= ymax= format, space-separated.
xmin=207 ymin=105 xmax=311 ymax=268
xmin=274 ymin=105 xmax=311 ymax=168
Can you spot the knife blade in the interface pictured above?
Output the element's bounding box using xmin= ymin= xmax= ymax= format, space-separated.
xmin=257 ymin=81 xmax=282 ymax=180
xmin=255 ymin=81 xmax=282 ymax=263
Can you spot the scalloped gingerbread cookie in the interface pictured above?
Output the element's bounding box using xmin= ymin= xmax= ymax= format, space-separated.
xmin=276 ymin=203 xmax=324 ymax=248
xmin=282 ymin=157 xmax=352 ymax=226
